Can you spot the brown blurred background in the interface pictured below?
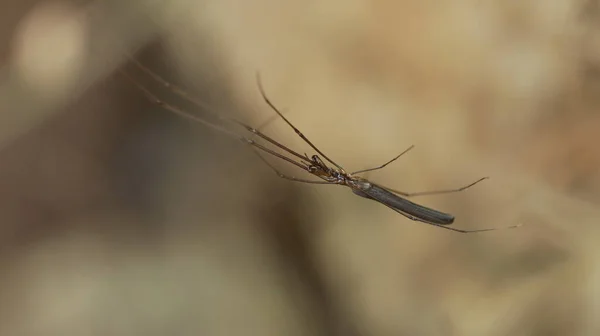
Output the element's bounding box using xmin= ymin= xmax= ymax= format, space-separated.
xmin=0 ymin=0 xmax=599 ymax=335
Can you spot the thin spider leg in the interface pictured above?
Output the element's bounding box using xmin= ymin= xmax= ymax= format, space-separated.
xmin=251 ymin=149 xmax=335 ymax=184
xmin=120 ymin=70 xmax=240 ymax=138
xmin=351 ymin=145 xmax=415 ymax=175
xmin=249 ymin=139 xmax=313 ymax=172
xmin=126 ymin=57 xmax=309 ymax=165
xmin=121 ymin=69 xmax=317 ymax=174
xmin=230 ymin=112 xmax=281 ymax=166
xmin=255 ymin=73 xmax=346 ymax=172
xmin=381 ymin=177 xmax=489 ymax=198
xmin=255 ymin=109 xmax=282 ymax=131
xmin=366 ymin=191 xmax=520 ymax=233
xmin=238 ymin=121 xmax=309 ymax=163
xmin=391 ymin=206 xmax=520 ymax=233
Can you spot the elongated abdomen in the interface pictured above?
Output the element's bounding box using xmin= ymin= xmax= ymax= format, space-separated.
xmin=352 ymin=184 xmax=455 ymax=225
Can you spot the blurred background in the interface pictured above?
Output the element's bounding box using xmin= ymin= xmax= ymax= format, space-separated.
xmin=0 ymin=0 xmax=599 ymax=335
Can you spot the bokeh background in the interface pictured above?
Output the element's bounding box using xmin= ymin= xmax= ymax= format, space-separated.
xmin=1 ymin=0 xmax=599 ymax=335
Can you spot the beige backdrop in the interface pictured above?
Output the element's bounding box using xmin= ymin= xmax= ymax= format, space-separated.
xmin=0 ymin=0 xmax=598 ymax=335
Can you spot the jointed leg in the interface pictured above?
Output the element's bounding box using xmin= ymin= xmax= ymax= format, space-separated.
xmin=122 ymin=63 xmax=331 ymax=184
xmin=384 ymin=203 xmax=520 ymax=233
xmin=384 ymin=177 xmax=489 ymax=197
xmin=126 ymin=57 xmax=310 ymax=165
xmin=255 ymin=73 xmax=346 ymax=172
xmin=251 ymin=149 xmax=334 ymax=184
xmin=351 ymin=145 xmax=415 ymax=175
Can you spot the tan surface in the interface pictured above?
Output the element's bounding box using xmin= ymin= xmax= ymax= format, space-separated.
xmin=0 ymin=1 xmax=598 ymax=335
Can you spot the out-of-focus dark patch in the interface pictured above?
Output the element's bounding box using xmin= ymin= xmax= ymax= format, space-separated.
xmin=250 ymin=178 xmax=361 ymax=336
xmin=0 ymin=74 xmax=136 ymax=251
xmin=110 ymin=41 xmax=243 ymax=234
